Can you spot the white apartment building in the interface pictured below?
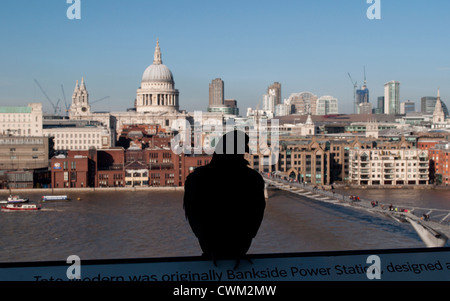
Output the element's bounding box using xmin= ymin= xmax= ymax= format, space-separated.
xmin=275 ymin=99 xmax=292 ymax=117
xmin=262 ymin=91 xmax=276 ymax=114
xmin=349 ymin=148 xmax=429 ymax=185
xmin=0 ymin=103 xmax=43 ymax=136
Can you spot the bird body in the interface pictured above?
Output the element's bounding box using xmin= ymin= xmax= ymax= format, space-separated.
xmin=183 ymin=131 xmax=266 ymax=263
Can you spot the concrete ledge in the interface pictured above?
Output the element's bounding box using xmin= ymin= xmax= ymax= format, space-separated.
xmin=1 ymin=247 xmax=449 ymax=281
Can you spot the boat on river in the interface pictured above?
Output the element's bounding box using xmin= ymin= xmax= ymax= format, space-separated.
xmin=42 ymin=195 xmax=68 ymax=202
xmin=1 ymin=204 xmax=40 ymax=212
xmin=7 ymin=195 xmax=29 ymax=204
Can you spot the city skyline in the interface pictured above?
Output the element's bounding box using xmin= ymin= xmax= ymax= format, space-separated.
xmin=1 ymin=0 xmax=450 ymax=114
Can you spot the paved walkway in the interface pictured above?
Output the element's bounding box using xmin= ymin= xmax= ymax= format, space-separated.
xmin=263 ymin=175 xmax=450 ymax=243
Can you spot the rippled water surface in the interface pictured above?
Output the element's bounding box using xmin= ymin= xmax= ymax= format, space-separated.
xmin=1 ymin=188 xmax=449 ymax=263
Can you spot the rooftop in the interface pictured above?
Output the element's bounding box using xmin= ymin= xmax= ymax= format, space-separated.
xmin=275 ymin=114 xmax=397 ymax=125
xmin=0 ymin=106 xmax=32 ymax=114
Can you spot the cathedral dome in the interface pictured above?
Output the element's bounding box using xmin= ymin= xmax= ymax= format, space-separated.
xmin=136 ymin=39 xmax=180 ymax=114
xmin=142 ymin=63 xmax=174 ymax=83
xmin=141 ymin=39 xmax=174 ymax=84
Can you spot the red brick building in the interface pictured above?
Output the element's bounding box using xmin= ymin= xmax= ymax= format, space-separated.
xmin=144 ymin=148 xmax=211 ymax=187
xmin=51 ymin=147 xmax=212 ymax=188
xmin=183 ymin=155 xmax=211 ymax=181
xmin=51 ymin=152 xmax=90 ymax=188
xmin=97 ymin=148 xmax=125 ymax=187
xmin=51 ymin=148 xmax=125 ymax=188
xmin=417 ymin=137 xmax=447 ymax=151
xmin=146 ymin=147 xmax=180 ymax=186
xmin=417 ymin=137 xmax=449 ymax=184
xmin=429 ymin=143 xmax=450 ymax=186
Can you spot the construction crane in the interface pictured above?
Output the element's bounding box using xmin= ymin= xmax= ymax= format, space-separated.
xmin=363 ymin=66 xmax=367 ymax=86
xmin=90 ymin=96 xmax=110 ymax=105
xmin=347 ymin=73 xmax=358 ymax=114
xmin=55 ymin=99 xmax=61 ymax=115
xmin=60 ymin=84 xmax=70 ymax=114
xmin=34 ymin=79 xmax=59 ymax=114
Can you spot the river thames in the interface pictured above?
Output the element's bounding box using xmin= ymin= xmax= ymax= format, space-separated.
xmin=0 ymin=188 xmax=449 ymax=263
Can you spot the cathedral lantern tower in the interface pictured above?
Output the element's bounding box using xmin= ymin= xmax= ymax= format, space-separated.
xmin=136 ymin=39 xmax=179 ymax=113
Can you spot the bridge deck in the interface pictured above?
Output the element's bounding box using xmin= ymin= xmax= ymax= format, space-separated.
xmin=263 ymin=176 xmax=450 ymax=245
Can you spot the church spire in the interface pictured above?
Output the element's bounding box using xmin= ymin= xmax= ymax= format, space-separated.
xmin=80 ymin=76 xmax=86 ymax=90
xmin=153 ymin=38 xmax=162 ymax=65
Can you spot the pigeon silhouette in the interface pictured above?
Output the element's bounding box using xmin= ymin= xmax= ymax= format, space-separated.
xmin=183 ymin=130 xmax=266 ymax=268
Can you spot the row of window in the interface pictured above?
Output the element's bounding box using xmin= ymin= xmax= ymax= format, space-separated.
xmin=99 ymin=180 xmax=123 ymax=187
xmin=9 ymin=148 xmax=40 ymax=152
xmin=9 ymin=155 xmax=40 ymax=160
xmin=99 ymin=174 xmax=123 ymax=180
xmin=58 ymin=139 xmax=99 ymax=144
xmin=55 ymin=145 xmax=100 ymax=150
xmin=354 ymin=174 xmax=424 ymax=179
xmin=55 ymin=133 xmax=101 ymax=138
xmin=56 ymin=161 xmax=78 ymax=170
xmin=0 ymin=116 xmax=39 ymax=122
xmin=1 ymin=129 xmax=39 ymax=135
xmin=0 ymin=138 xmax=44 ymax=145
xmin=197 ymin=160 xmax=209 ymax=165
xmin=353 ymin=168 xmax=427 ymax=173
xmin=0 ymin=123 xmax=35 ymax=127
xmin=355 ymin=162 xmax=423 ymax=167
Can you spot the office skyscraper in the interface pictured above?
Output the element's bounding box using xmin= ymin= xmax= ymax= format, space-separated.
xmin=421 ymin=96 xmax=437 ymax=114
xmin=384 ymin=81 xmax=400 ymax=115
xmin=209 ymin=78 xmax=224 ymax=108
xmin=267 ymin=82 xmax=282 ymax=106
xmin=316 ymin=95 xmax=339 ymax=115
xmin=400 ymin=100 xmax=415 ymax=114
xmin=356 ymin=77 xmax=369 ymax=114
xmin=376 ymin=96 xmax=385 ymax=114
xmin=207 ymin=78 xmax=239 ymax=115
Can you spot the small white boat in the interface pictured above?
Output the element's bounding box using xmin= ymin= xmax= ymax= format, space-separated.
xmin=42 ymin=195 xmax=68 ymax=201
xmin=7 ymin=195 xmax=29 ymax=204
xmin=1 ymin=204 xmax=40 ymax=211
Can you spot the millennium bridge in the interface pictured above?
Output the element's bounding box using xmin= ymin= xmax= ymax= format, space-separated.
xmin=263 ymin=174 xmax=450 ymax=248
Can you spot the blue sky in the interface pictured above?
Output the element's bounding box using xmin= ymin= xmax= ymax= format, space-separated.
xmin=1 ymin=0 xmax=449 ymax=114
